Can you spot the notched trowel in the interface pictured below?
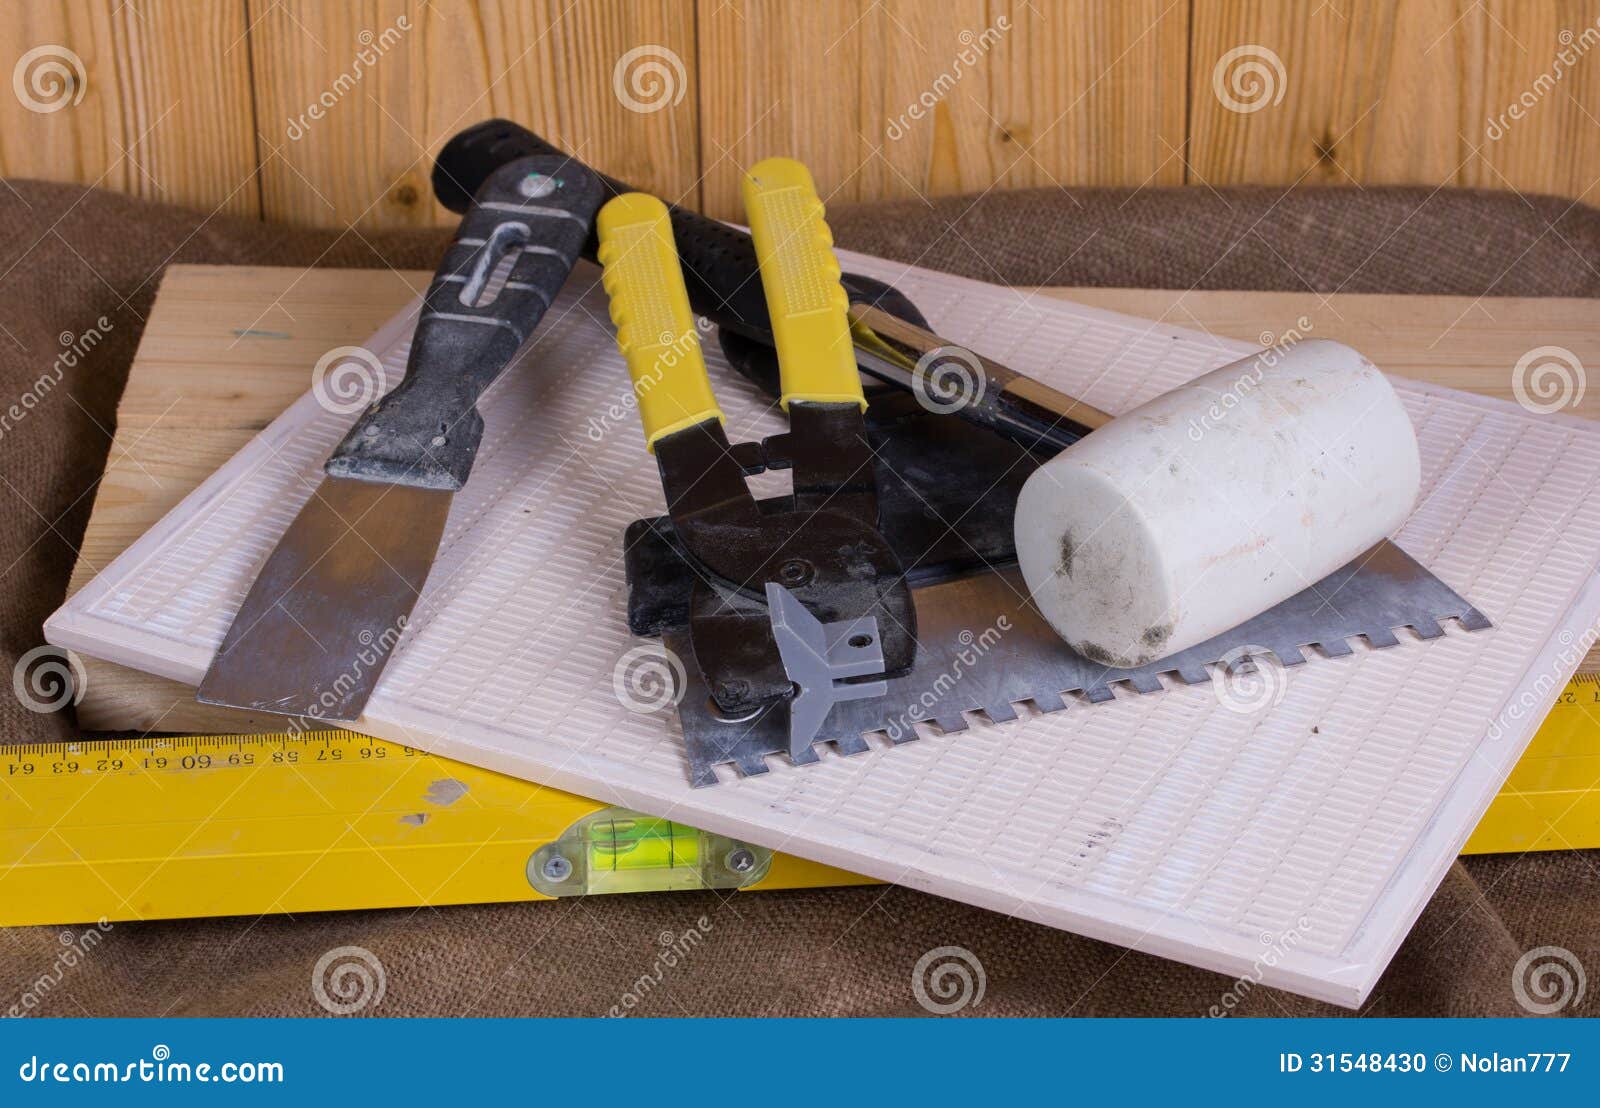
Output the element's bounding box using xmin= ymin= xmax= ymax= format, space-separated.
xmin=198 ymin=156 xmax=604 ymax=721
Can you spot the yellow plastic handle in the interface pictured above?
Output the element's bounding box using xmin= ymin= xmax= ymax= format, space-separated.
xmin=595 ymin=192 xmax=722 ymax=450
xmin=741 ymin=158 xmax=865 ymax=411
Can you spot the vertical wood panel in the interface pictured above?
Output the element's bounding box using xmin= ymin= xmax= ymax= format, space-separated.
xmin=1190 ymin=0 xmax=1600 ymax=203
xmin=695 ymin=0 xmax=1189 ymax=221
xmin=250 ymin=0 xmax=700 ymax=229
xmin=8 ymin=3 xmax=1600 ymax=231
xmin=0 ymin=0 xmax=257 ymax=216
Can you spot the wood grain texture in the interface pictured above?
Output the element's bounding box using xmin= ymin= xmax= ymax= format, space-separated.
xmin=0 ymin=0 xmax=258 ymax=216
xmin=65 ymin=265 xmax=1600 ymax=732
xmin=248 ymin=0 xmax=700 ymax=228
xmin=10 ymin=2 xmax=1600 ymax=226
xmin=1189 ymin=0 xmax=1600 ymax=202
xmin=694 ymin=0 xmax=1189 ymax=220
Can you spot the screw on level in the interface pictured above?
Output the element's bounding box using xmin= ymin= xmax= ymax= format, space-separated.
xmin=542 ymin=853 xmax=572 ymax=881
xmin=725 ymin=847 xmax=756 ymax=874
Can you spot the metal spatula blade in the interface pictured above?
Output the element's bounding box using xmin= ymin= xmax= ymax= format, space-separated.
xmin=197 ymin=478 xmax=450 ymax=721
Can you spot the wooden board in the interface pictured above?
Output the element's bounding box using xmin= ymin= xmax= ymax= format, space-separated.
xmin=64 ymin=264 xmax=1600 ymax=732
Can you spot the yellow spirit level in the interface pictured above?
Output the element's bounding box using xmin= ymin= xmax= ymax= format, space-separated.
xmin=0 ymin=729 xmax=868 ymax=927
xmin=4 ymin=673 xmax=1596 ymax=927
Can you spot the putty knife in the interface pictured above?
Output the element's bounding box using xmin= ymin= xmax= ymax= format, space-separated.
xmin=197 ymin=157 xmax=604 ymax=721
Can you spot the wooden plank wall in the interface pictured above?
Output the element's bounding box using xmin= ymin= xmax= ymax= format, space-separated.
xmin=2 ymin=0 xmax=1598 ymax=227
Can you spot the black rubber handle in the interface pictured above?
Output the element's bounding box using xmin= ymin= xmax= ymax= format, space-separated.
xmin=327 ymin=156 xmax=603 ymax=491
xmin=432 ymin=120 xmax=915 ymax=344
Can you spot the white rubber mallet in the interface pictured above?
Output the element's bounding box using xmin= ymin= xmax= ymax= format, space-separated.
xmin=1014 ymin=339 xmax=1421 ymax=668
